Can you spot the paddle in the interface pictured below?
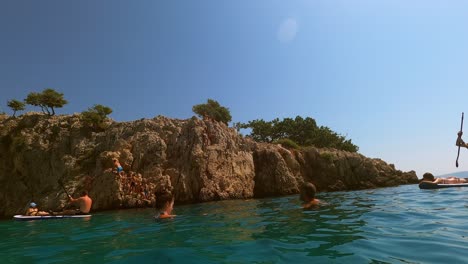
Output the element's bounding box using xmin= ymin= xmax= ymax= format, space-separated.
xmin=58 ymin=178 xmax=71 ymax=198
xmin=456 ymin=112 xmax=464 ymax=167
xmin=50 ymin=179 xmax=73 ymax=215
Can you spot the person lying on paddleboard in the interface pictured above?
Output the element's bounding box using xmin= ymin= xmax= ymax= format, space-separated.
xmin=299 ymin=182 xmax=322 ymax=209
xmin=26 ymin=202 xmax=50 ymax=216
xmin=420 ymin=172 xmax=468 ymax=184
xmin=52 ymin=190 xmax=93 ymax=215
xmin=155 ymin=190 xmax=176 ymax=219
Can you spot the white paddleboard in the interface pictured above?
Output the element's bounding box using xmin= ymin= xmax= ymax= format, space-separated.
xmin=13 ymin=214 xmax=92 ymax=221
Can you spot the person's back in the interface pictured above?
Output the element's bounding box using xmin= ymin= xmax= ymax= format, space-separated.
xmin=68 ymin=191 xmax=92 ymax=214
xmin=436 ymin=177 xmax=468 ymax=184
xmin=77 ymin=192 xmax=92 ymax=213
xmin=421 ymin=172 xmax=468 ymax=184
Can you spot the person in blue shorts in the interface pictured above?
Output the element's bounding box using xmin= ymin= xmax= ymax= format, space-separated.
xmin=113 ymin=158 xmax=124 ymax=174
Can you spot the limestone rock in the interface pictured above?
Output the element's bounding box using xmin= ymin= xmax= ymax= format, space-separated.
xmin=0 ymin=113 xmax=418 ymax=217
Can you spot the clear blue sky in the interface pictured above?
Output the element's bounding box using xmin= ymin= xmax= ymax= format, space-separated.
xmin=2 ymin=1 xmax=468 ymax=177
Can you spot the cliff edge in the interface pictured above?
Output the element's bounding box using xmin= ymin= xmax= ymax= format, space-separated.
xmin=0 ymin=113 xmax=418 ymax=217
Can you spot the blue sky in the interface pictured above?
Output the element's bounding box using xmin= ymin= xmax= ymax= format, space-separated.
xmin=2 ymin=1 xmax=468 ymax=177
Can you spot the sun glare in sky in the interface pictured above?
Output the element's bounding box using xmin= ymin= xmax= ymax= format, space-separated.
xmin=277 ymin=18 xmax=298 ymax=43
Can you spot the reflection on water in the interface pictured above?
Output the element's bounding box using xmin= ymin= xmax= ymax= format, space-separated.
xmin=2 ymin=185 xmax=468 ymax=263
xmin=250 ymin=196 xmax=368 ymax=259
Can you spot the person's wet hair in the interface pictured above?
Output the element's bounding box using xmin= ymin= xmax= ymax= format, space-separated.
xmin=423 ymin=172 xmax=435 ymax=181
xmin=155 ymin=190 xmax=174 ymax=210
xmin=300 ymin=182 xmax=316 ymax=202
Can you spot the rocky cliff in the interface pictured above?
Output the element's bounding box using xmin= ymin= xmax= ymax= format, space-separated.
xmin=0 ymin=113 xmax=418 ymax=217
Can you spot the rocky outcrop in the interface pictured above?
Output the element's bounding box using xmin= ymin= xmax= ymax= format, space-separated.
xmin=0 ymin=113 xmax=418 ymax=217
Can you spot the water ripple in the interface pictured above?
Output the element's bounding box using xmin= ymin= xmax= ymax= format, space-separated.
xmin=2 ymin=185 xmax=468 ymax=263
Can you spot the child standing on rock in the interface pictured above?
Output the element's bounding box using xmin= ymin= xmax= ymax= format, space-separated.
xmin=113 ymin=158 xmax=124 ymax=175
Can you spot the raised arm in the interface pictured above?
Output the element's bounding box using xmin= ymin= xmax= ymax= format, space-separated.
xmin=456 ymin=131 xmax=468 ymax=148
xmin=68 ymin=195 xmax=77 ymax=203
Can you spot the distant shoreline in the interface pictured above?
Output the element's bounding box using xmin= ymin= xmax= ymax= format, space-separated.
xmin=437 ymin=171 xmax=468 ymax=178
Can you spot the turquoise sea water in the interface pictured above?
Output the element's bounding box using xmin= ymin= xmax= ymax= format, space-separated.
xmin=2 ymin=184 xmax=468 ymax=263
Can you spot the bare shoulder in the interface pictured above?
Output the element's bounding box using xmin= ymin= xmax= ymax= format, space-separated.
xmin=158 ymin=214 xmax=176 ymax=219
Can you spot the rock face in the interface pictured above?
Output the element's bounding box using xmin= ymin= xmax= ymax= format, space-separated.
xmin=0 ymin=113 xmax=418 ymax=217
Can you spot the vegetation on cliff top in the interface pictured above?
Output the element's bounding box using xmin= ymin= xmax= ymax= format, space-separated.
xmin=6 ymin=99 xmax=25 ymax=117
xmin=4 ymin=94 xmax=358 ymax=152
xmin=24 ymin=88 xmax=68 ymax=116
xmin=238 ymin=116 xmax=359 ymax=152
xmin=192 ymin=98 xmax=232 ymax=125
xmin=81 ymin=104 xmax=113 ymax=131
xmin=6 ymin=89 xmax=113 ymax=131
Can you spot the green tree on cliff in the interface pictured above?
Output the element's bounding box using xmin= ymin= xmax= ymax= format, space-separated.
xmin=81 ymin=104 xmax=113 ymax=131
xmin=7 ymin=99 xmax=26 ymax=117
xmin=25 ymin=92 xmax=44 ymax=113
xmin=311 ymin=126 xmax=358 ymax=152
xmin=240 ymin=119 xmax=275 ymax=142
xmin=25 ymin=88 xmax=67 ymax=116
xmin=240 ymin=116 xmax=359 ymax=152
xmin=192 ymin=99 xmax=232 ymax=125
xmin=41 ymin=88 xmax=67 ymax=115
xmin=240 ymin=116 xmax=318 ymax=144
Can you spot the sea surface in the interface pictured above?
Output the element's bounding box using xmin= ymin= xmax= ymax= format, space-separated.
xmin=2 ymin=184 xmax=468 ymax=263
